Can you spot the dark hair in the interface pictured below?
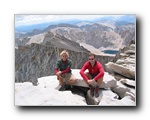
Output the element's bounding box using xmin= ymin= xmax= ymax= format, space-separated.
xmin=89 ymin=53 xmax=95 ymax=58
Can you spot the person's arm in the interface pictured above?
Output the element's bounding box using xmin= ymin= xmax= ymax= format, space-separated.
xmin=61 ymin=68 xmax=70 ymax=74
xmin=80 ymin=62 xmax=89 ymax=81
xmin=55 ymin=68 xmax=59 ymax=74
xmin=93 ymin=63 xmax=104 ymax=81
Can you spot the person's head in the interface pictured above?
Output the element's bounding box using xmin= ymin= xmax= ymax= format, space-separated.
xmin=60 ymin=50 xmax=69 ymax=61
xmin=88 ymin=53 xmax=96 ymax=64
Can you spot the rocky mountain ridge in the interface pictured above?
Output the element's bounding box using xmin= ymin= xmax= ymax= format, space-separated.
xmin=15 ymin=22 xmax=135 ymax=50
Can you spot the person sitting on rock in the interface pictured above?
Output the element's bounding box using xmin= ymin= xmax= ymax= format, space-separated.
xmin=55 ymin=50 xmax=76 ymax=91
xmin=80 ymin=53 xmax=104 ymax=97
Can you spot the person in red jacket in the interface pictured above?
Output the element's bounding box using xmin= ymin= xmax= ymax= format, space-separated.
xmin=80 ymin=53 xmax=104 ymax=97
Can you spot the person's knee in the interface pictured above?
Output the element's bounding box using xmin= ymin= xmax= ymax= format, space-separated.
xmin=101 ymin=76 xmax=104 ymax=81
xmin=97 ymin=77 xmax=103 ymax=81
xmin=57 ymin=75 xmax=64 ymax=81
xmin=71 ymin=78 xmax=76 ymax=83
xmin=85 ymin=72 xmax=91 ymax=79
xmin=57 ymin=75 xmax=60 ymax=80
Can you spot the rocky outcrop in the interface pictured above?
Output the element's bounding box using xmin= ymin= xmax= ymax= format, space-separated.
xmin=105 ymin=42 xmax=135 ymax=79
xmin=15 ymin=69 xmax=135 ymax=106
xmin=105 ymin=62 xmax=135 ymax=79
xmin=15 ymin=81 xmax=87 ymax=106
xmin=103 ymin=41 xmax=136 ymax=105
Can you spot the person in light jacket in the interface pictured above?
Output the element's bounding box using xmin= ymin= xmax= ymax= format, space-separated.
xmin=55 ymin=50 xmax=76 ymax=91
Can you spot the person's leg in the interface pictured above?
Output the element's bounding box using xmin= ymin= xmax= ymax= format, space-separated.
xmin=96 ymin=77 xmax=104 ymax=87
xmin=95 ymin=77 xmax=104 ymax=97
xmin=83 ymin=72 xmax=95 ymax=97
xmin=57 ymin=75 xmax=66 ymax=91
xmin=83 ymin=72 xmax=92 ymax=86
xmin=65 ymin=73 xmax=76 ymax=85
xmin=57 ymin=75 xmax=64 ymax=85
xmin=67 ymin=75 xmax=76 ymax=85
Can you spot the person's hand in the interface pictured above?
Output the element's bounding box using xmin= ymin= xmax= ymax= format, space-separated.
xmin=87 ymin=79 xmax=95 ymax=85
xmin=56 ymin=71 xmax=62 ymax=76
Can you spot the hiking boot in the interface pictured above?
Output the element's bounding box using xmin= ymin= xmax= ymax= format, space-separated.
xmin=89 ymin=85 xmax=94 ymax=97
xmin=59 ymin=83 xmax=66 ymax=91
xmin=95 ymin=86 xmax=99 ymax=97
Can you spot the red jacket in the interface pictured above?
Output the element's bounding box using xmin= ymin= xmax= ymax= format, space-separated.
xmin=80 ymin=61 xmax=104 ymax=81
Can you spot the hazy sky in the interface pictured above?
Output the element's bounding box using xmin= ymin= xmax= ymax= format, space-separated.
xmin=15 ymin=15 xmax=126 ymax=27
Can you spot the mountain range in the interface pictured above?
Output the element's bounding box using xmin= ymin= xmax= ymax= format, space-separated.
xmin=15 ymin=21 xmax=135 ymax=51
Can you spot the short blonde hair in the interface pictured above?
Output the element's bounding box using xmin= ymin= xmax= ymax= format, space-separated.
xmin=60 ymin=50 xmax=69 ymax=57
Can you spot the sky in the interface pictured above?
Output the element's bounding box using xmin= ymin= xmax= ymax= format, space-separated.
xmin=15 ymin=15 xmax=132 ymax=27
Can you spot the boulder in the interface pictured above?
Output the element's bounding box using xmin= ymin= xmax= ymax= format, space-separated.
xmin=120 ymin=78 xmax=135 ymax=88
xmin=112 ymin=81 xmax=135 ymax=100
xmin=15 ymin=81 xmax=87 ymax=106
xmin=86 ymin=90 xmax=102 ymax=105
xmin=72 ymin=69 xmax=117 ymax=88
xmin=124 ymin=50 xmax=135 ymax=54
xmin=105 ymin=62 xmax=135 ymax=79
